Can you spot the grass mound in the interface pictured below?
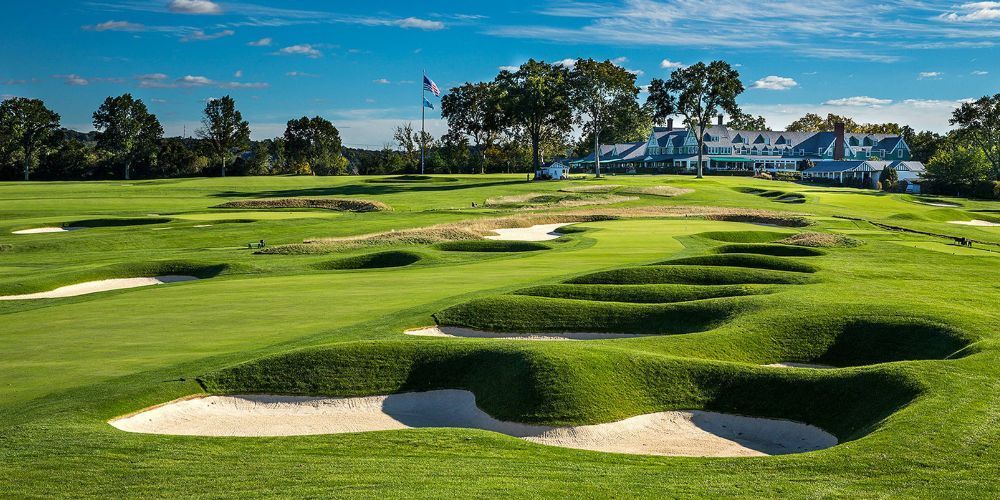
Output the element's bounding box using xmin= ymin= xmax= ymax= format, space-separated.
xmin=567 ymin=265 xmax=815 ymax=286
xmin=0 ymin=243 xmax=12 ymax=253
xmin=656 ymin=254 xmax=818 ymax=273
xmin=696 ymin=230 xmax=792 ymax=243
xmin=559 ymin=184 xmax=622 ymax=193
xmin=778 ymin=232 xmax=864 ymax=248
xmin=214 ymin=198 xmax=391 ymax=212
xmin=434 ymin=240 xmax=551 ymax=252
xmin=514 ymin=283 xmax=773 ymax=304
xmin=816 ymin=318 xmax=972 ymax=366
xmin=714 ymin=243 xmax=826 ymax=257
xmin=484 ymin=192 xmax=637 ymax=209
xmin=315 ymin=251 xmax=423 ymax=270
xmin=67 ymin=217 xmax=171 ymax=228
xmin=620 ymin=186 xmax=694 ymax=197
xmin=200 ymin=340 xmax=922 ymax=440
xmin=433 ymin=295 xmax=752 ymax=335
xmin=735 ymin=187 xmax=806 ymax=204
xmin=0 ymin=260 xmax=231 ymax=296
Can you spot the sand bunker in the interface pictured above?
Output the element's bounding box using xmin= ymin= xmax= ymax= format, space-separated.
xmin=405 ymin=326 xmax=646 ymax=341
xmin=948 ymin=220 xmax=1000 ymax=227
xmin=765 ymin=363 xmax=836 ymax=369
xmin=486 ymin=223 xmax=572 ymax=242
xmin=110 ymin=390 xmax=836 ymax=457
xmin=0 ymin=275 xmax=198 ymax=300
xmin=12 ymin=227 xmax=83 ymax=235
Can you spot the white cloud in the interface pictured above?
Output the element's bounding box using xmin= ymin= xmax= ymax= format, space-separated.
xmin=248 ymin=37 xmax=273 ymax=47
xmin=660 ymin=59 xmax=684 ymax=69
xmin=234 ymin=70 xmax=243 ymax=78
xmin=554 ymin=58 xmax=578 ymax=68
xmin=136 ymin=74 xmax=268 ymax=89
xmin=918 ymin=71 xmax=943 ymax=79
xmin=373 ymin=78 xmax=391 ymax=84
xmin=181 ymin=29 xmax=235 ymax=42
xmin=395 ymin=17 xmax=445 ymax=30
xmin=53 ymin=74 xmax=89 ymax=86
xmin=85 ymin=20 xmax=146 ymax=32
xmin=972 ymin=70 xmax=990 ymax=75
xmin=286 ymin=71 xmax=317 ymax=78
xmin=275 ymin=44 xmax=322 ymax=58
xmin=167 ymin=0 xmax=222 ymax=15
xmin=744 ymin=98 xmax=970 ymax=133
xmin=612 ymin=56 xmax=628 ymax=64
xmin=943 ymin=2 xmax=1000 ymax=21
xmin=498 ymin=65 xmax=519 ymax=72
xmin=626 ymin=68 xmax=644 ymax=76
xmin=751 ymin=75 xmax=798 ymax=91
xmin=822 ymin=96 xmax=894 ymax=107
xmin=179 ymin=75 xmax=214 ymax=86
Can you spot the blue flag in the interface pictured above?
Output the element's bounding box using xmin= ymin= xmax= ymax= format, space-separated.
xmin=423 ymin=97 xmax=434 ymax=109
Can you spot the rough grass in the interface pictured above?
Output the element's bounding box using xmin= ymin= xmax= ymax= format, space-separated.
xmin=559 ymin=184 xmax=622 ymax=193
xmin=655 ymin=254 xmax=819 ymax=273
xmin=567 ymin=265 xmax=817 ymax=285
xmin=779 ymin=232 xmax=864 ymax=248
xmin=434 ymin=240 xmax=551 ymax=252
xmin=433 ymin=295 xmax=754 ymax=335
xmin=713 ymin=243 xmax=826 ymax=257
xmin=697 ymin=230 xmax=793 ymax=243
xmin=621 ymin=185 xmax=695 ymax=197
xmin=315 ymin=251 xmax=423 ymax=270
xmin=214 ymin=198 xmax=391 ymax=212
xmin=484 ymin=192 xmax=638 ymax=209
xmin=513 ymin=283 xmax=774 ymax=304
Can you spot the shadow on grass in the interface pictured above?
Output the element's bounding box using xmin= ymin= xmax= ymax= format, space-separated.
xmin=209 ymin=179 xmax=528 ymax=199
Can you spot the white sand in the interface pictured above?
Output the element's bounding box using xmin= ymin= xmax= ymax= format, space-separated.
xmin=765 ymin=363 xmax=836 ymax=369
xmin=193 ymin=224 xmax=213 ymax=228
xmin=486 ymin=223 xmax=572 ymax=241
xmin=12 ymin=227 xmax=83 ymax=235
xmin=948 ymin=220 xmax=1000 ymax=227
xmin=405 ymin=326 xmax=647 ymax=341
xmin=922 ymin=202 xmax=960 ymax=207
xmin=0 ymin=275 xmax=198 ymax=300
xmin=110 ymin=390 xmax=837 ymax=457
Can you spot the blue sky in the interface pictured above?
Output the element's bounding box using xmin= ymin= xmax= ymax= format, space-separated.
xmin=1 ymin=0 xmax=998 ymax=146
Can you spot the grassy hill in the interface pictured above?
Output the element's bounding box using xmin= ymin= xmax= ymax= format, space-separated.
xmin=0 ymin=174 xmax=998 ymax=497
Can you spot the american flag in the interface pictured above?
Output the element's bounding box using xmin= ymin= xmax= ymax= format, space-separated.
xmin=423 ymin=75 xmax=440 ymax=97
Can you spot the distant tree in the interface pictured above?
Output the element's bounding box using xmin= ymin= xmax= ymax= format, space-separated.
xmin=441 ymin=82 xmax=504 ymax=173
xmin=393 ymin=123 xmax=418 ymax=169
xmin=495 ymin=60 xmax=572 ymax=169
xmin=727 ymin=111 xmax=768 ymax=130
xmin=950 ymin=93 xmax=1000 ymax=180
xmin=924 ymin=144 xmax=991 ymax=196
xmin=92 ymin=94 xmax=163 ymax=180
xmin=36 ymin=139 xmax=109 ymax=180
xmin=567 ymin=58 xmax=639 ymax=177
xmin=439 ymin=130 xmax=471 ymax=173
xmin=645 ymin=60 xmax=744 ymax=178
xmin=197 ymin=95 xmax=250 ymax=177
xmin=786 ymin=113 xmax=826 ymax=132
xmin=0 ymin=97 xmax=61 ymax=181
xmin=901 ymin=126 xmax=945 ymax=163
xmin=155 ymin=137 xmax=203 ymax=178
xmin=879 ymin=165 xmax=898 ymax=191
xmin=786 ymin=113 xmax=899 ymax=134
xmin=284 ymin=116 xmax=347 ymax=175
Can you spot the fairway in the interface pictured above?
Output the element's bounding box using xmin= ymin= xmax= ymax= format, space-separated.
xmin=1 ymin=174 xmax=998 ymax=497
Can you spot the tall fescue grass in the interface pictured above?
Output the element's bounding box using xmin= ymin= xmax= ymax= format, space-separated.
xmin=214 ymin=198 xmax=392 ymax=212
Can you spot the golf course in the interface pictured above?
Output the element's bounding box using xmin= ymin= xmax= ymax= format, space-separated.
xmin=1 ymin=174 xmax=998 ymax=497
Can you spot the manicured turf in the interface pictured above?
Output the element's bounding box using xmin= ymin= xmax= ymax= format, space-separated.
xmin=0 ymin=174 xmax=998 ymax=498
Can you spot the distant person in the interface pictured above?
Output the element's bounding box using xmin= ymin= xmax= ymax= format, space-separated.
xmin=258 ymin=239 xmax=266 ymax=249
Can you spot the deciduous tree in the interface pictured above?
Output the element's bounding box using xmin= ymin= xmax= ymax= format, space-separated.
xmin=495 ymin=60 xmax=572 ymax=169
xmin=197 ymin=95 xmax=250 ymax=177
xmin=950 ymin=93 xmax=1000 ymax=180
xmin=92 ymin=94 xmax=163 ymax=180
xmin=284 ymin=116 xmax=347 ymax=175
xmin=568 ymin=58 xmax=640 ymax=177
xmin=0 ymin=97 xmax=61 ymax=181
xmin=441 ymin=82 xmax=504 ymax=173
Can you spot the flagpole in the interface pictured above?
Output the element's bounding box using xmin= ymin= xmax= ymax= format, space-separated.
xmin=421 ymin=70 xmax=426 ymax=175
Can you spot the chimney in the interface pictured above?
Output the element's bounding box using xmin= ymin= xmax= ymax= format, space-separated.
xmin=717 ymin=114 xmax=724 ymax=126
xmin=667 ymin=118 xmax=674 ymax=130
xmin=834 ymin=122 xmax=845 ymax=160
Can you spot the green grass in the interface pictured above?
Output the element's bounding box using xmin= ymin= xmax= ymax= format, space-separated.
xmin=0 ymin=174 xmax=999 ymax=498
xmin=655 ymin=253 xmax=819 ymax=273
xmin=315 ymin=250 xmax=424 ymax=270
xmin=433 ymin=240 xmax=552 ymax=252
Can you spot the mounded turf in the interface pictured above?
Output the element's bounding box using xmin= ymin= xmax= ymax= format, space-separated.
xmin=316 ymin=250 xmax=424 ymax=270
xmin=1 ymin=174 xmax=999 ymax=498
xmin=655 ymin=253 xmax=819 ymax=273
xmin=434 ymin=240 xmax=552 ymax=252
xmin=68 ymin=217 xmax=172 ymax=228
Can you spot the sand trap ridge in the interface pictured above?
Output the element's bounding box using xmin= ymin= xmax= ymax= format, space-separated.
xmin=12 ymin=227 xmax=83 ymax=235
xmin=110 ymin=390 xmax=837 ymax=457
xmin=948 ymin=220 xmax=1000 ymax=227
xmin=486 ymin=223 xmax=573 ymax=242
xmin=405 ymin=326 xmax=647 ymax=341
xmin=0 ymin=275 xmax=198 ymax=300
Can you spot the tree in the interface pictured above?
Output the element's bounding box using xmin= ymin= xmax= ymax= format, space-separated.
xmin=0 ymin=97 xmax=61 ymax=181
xmin=567 ymin=58 xmax=640 ymax=177
xmin=495 ymin=60 xmax=572 ymax=169
xmin=901 ymin=126 xmax=945 ymax=163
xmin=924 ymin=144 xmax=991 ymax=196
xmin=284 ymin=116 xmax=347 ymax=175
xmin=197 ymin=95 xmax=250 ymax=177
xmin=879 ymin=165 xmax=898 ymax=191
xmin=645 ymin=60 xmax=744 ymax=178
xmin=439 ymin=130 xmax=471 ymax=173
xmin=441 ymin=82 xmax=504 ymax=173
xmin=950 ymin=93 xmax=1000 ymax=180
xmin=393 ymin=123 xmax=418 ymax=169
xmin=92 ymin=94 xmax=163 ymax=180
xmin=786 ymin=113 xmax=899 ymax=134
xmin=727 ymin=111 xmax=768 ymax=130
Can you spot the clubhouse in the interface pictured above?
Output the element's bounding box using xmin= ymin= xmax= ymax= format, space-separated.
xmin=570 ymin=116 xmax=920 ymax=179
